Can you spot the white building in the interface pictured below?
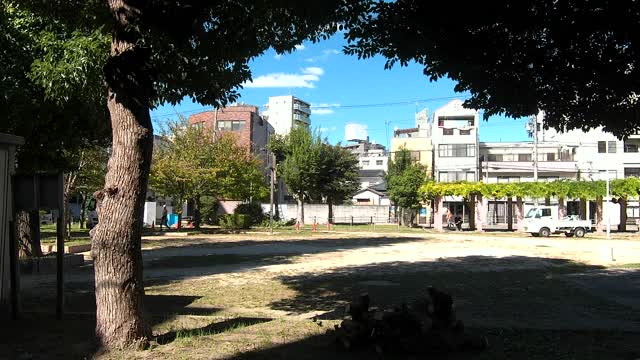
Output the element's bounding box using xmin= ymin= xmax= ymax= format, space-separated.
xmin=541 ymin=126 xmax=640 ymax=181
xmin=262 ymin=95 xmax=311 ymax=135
xmin=431 ymin=100 xmax=480 ymax=182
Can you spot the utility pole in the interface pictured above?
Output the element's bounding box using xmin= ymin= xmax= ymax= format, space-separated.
xmin=533 ymin=113 xmax=539 ymax=182
xmin=269 ymin=152 xmax=275 ymax=235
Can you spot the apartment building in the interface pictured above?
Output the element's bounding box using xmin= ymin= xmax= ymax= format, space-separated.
xmin=261 ymin=95 xmax=311 ymax=135
xmin=343 ymin=137 xmax=388 ymax=171
xmin=431 ymin=100 xmax=480 ymax=182
xmin=390 ymin=108 xmax=433 ymax=174
xmin=188 ymin=104 xmax=272 ymax=155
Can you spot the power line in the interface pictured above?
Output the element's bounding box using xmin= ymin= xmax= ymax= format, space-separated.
xmin=150 ymin=95 xmax=470 ymax=120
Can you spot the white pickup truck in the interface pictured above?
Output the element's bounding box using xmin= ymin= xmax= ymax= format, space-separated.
xmin=524 ymin=205 xmax=591 ymax=237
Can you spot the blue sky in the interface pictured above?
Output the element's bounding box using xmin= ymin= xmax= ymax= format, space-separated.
xmin=150 ymin=36 xmax=530 ymax=147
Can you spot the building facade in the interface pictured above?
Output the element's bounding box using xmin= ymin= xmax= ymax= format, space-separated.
xmin=262 ymin=95 xmax=311 ymax=135
xmin=188 ymin=104 xmax=272 ymax=155
xmin=390 ymin=109 xmax=433 ymax=174
xmin=431 ymin=100 xmax=480 ymax=182
xmin=343 ymin=137 xmax=388 ymax=171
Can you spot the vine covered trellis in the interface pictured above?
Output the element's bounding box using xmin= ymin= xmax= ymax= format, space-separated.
xmin=419 ymin=177 xmax=640 ymax=201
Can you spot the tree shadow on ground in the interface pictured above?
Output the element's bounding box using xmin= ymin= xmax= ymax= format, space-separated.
xmin=225 ymin=326 xmax=640 ymax=360
xmin=268 ymin=256 xmax=640 ymax=332
xmin=155 ymin=316 xmax=272 ymax=345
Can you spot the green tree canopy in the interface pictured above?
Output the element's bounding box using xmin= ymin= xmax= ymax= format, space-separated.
xmin=150 ymin=119 xmax=267 ymax=228
xmin=387 ymin=148 xmax=427 ymax=226
xmin=345 ymin=0 xmax=640 ymax=137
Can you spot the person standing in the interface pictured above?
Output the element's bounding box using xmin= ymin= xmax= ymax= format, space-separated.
xmin=160 ymin=204 xmax=169 ymax=231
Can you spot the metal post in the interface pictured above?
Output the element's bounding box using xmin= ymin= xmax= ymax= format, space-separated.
xmin=56 ymin=173 xmax=64 ymax=319
xmin=269 ymin=153 xmax=275 ymax=235
xmin=8 ymin=220 xmax=18 ymax=320
xmin=606 ymin=169 xmax=611 ymax=240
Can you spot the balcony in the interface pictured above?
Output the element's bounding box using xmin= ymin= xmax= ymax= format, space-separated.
xmin=293 ymin=103 xmax=311 ymax=114
xmin=293 ymin=113 xmax=310 ymax=123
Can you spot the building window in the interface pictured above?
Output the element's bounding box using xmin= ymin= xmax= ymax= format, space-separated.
xmin=546 ymin=153 xmax=556 ymax=161
xmin=438 ymin=144 xmax=475 ymax=157
xmin=217 ymin=120 xmax=246 ymax=131
xmin=443 ymin=128 xmax=454 ymax=135
xmin=598 ymin=141 xmax=606 ymax=153
xmin=624 ymin=143 xmax=639 ymax=153
xmin=459 ymin=129 xmax=471 ymax=135
xmin=362 ymin=160 xmax=370 ymax=166
xmin=625 ymin=168 xmax=640 ymax=177
xmin=376 ymin=160 xmax=383 ymax=165
xmin=487 ymin=154 xmax=503 ymax=162
xmin=608 ymin=141 xmax=617 ymax=153
xmin=518 ymin=154 xmax=532 ymax=162
xmin=410 ymin=151 xmax=421 ymax=161
xmin=192 ymin=122 xmax=204 ymax=130
xmin=439 ymin=171 xmax=475 ymax=182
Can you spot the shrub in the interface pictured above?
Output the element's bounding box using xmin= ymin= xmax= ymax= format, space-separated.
xmin=234 ymin=203 xmax=264 ymax=226
xmin=220 ymin=214 xmax=250 ymax=229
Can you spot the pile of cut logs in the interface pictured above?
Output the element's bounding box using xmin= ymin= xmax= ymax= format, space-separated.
xmin=333 ymin=287 xmax=488 ymax=356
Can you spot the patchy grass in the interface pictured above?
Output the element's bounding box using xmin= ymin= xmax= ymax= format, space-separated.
xmin=612 ymin=263 xmax=640 ymax=269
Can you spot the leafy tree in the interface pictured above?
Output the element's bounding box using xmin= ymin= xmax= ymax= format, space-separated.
xmin=316 ymin=143 xmax=360 ymax=223
xmin=387 ymin=148 xmax=426 ymax=226
xmin=1 ymin=1 xmax=110 ymax=255
xmin=274 ymin=127 xmax=323 ymax=224
xmin=150 ymin=119 xmax=267 ymax=229
xmin=345 ymin=1 xmax=640 ymax=137
xmin=20 ymin=0 xmax=372 ymax=347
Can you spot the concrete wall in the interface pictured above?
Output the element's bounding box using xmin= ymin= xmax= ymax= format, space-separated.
xmin=261 ymin=203 xmax=390 ymax=224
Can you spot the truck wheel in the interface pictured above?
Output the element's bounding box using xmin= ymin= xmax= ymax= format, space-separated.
xmin=565 ymin=232 xmax=574 ymax=237
xmin=539 ymin=228 xmax=551 ymax=237
xmin=574 ymin=227 xmax=586 ymax=238
xmin=531 ymin=233 xmax=539 ymax=237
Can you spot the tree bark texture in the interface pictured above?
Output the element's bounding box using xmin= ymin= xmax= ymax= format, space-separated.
xmin=507 ymin=197 xmax=513 ymax=231
xmin=516 ymin=197 xmax=524 ymax=232
xmin=467 ymin=195 xmax=476 ymax=231
xmin=296 ymin=196 xmax=304 ymax=225
xmin=327 ymin=198 xmax=333 ymax=224
xmin=595 ymin=196 xmax=604 ymax=232
xmin=91 ymin=0 xmax=152 ymax=349
xmin=618 ymin=197 xmax=627 ymax=232
xmin=17 ymin=210 xmax=43 ymax=258
xmin=433 ymin=195 xmax=443 ymax=231
xmin=558 ymin=197 xmax=566 ymax=218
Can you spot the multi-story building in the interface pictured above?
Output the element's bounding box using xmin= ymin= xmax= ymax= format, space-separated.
xmin=262 ymin=95 xmax=311 ymax=135
xmin=479 ymin=141 xmax=579 ymax=183
xmin=390 ymin=108 xmax=433 ymax=174
xmin=431 ymin=100 xmax=480 ymax=182
xmin=188 ymin=104 xmax=272 ymax=155
xmin=343 ymin=137 xmax=388 ymax=171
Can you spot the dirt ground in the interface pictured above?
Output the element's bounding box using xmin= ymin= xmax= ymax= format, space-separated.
xmin=7 ymin=230 xmax=640 ymax=359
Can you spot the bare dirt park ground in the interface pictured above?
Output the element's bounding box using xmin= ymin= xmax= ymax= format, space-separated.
xmin=4 ymin=227 xmax=640 ymax=359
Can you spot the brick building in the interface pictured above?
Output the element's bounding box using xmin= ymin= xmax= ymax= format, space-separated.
xmin=188 ymin=104 xmax=272 ymax=155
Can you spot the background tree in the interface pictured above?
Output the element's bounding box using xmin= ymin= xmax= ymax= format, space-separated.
xmin=150 ymin=119 xmax=267 ymax=229
xmin=274 ymin=127 xmax=323 ymax=225
xmin=387 ymin=148 xmax=426 ymax=226
xmin=20 ymin=0 xmax=374 ymax=347
xmin=345 ymin=0 xmax=640 ymax=137
xmin=1 ymin=1 xmax=110 ymax=255
xmin=316 ymin=143 xmax=360 ymax=223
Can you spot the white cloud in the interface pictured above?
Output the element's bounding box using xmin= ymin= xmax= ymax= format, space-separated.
xmin=295 ymin=44 xmax=305 ymax=51
xmin=304 ymin=58 xmax=315 ymax=63
xmin=244 ymin=68 xmax=325 ymax=89
xmin=302 ymin=67 xmax=324 ymax=76
xmin=323 ymin=49 xmax=340 ymax=56
xmin=311 ymin=102 xmax=340 ymax=115
xmin=319 ymin=127 xmax=329 ymax=132
xmin=274 ymin=54 xmax=282 ymax=60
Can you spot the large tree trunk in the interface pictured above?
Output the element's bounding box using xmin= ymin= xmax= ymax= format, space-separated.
xmin=91 ymin=0 xmax=152 ymax=349
xmin=296 ymin=196 xmax=305 ymax=225
xmin=17 ymin=210 xmax=43 ymax=258
xmin=618 ymin=197 xmax=627 ymax=232
xmin=80 ymin=193 xmax=88 ymax=229
xmin=595 ymin=196 xmax=604 ymax=232
xmin=327 ymin=198 xmax=333 ymax=224
xmin=507 ymin=197 xmax=513 ymax=231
